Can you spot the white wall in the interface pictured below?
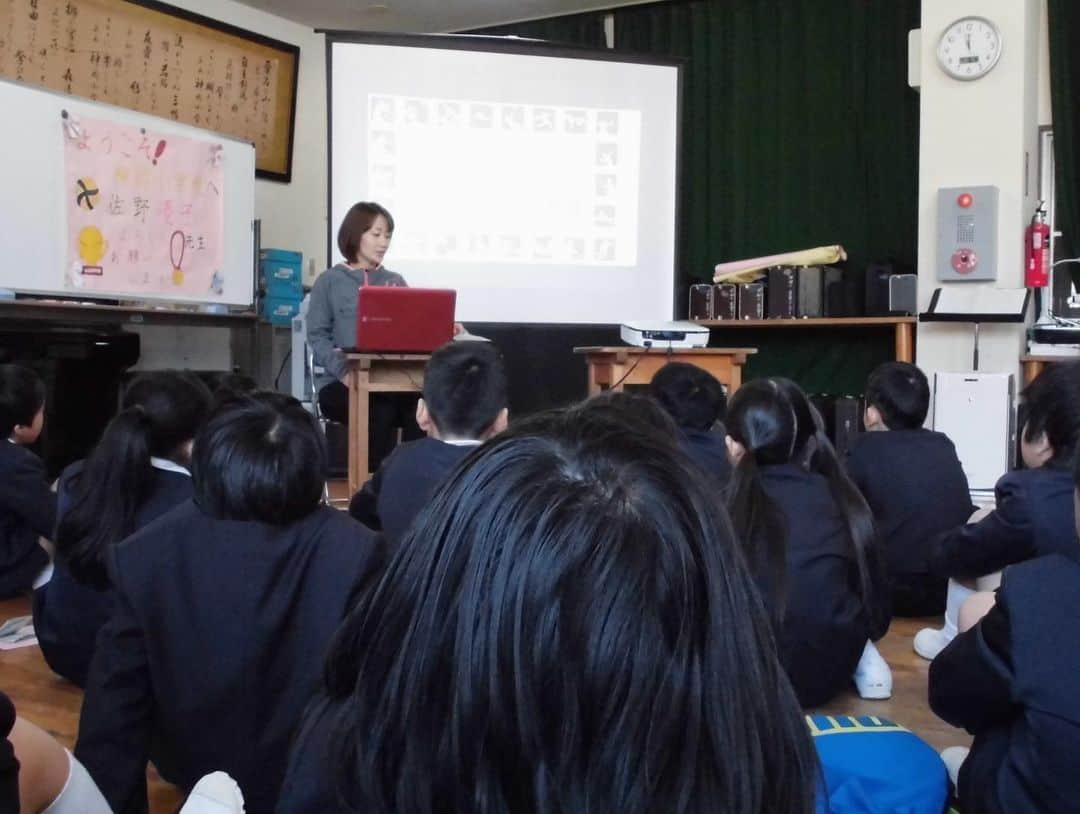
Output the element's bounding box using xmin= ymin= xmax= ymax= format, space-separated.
xmin=915 ymin=0 xmax=1043 ymax=382
xmin=128 ymin=0 xmax=325 ymax=371
xmin=1038 ymin=0 xmax=1052 ymax=127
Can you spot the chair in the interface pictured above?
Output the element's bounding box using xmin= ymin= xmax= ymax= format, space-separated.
xmin=295 ymin=293 xmax=348 ymax=507
xmin=306 ymin=343 xmax=333 ymax=506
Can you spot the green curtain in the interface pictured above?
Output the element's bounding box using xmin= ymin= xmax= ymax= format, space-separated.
xmin=1047 ymin=0 xmax=1080 ymax=261
xmin=463 ymin=11 xmax=608 ymax=48
xmin=614 ymin=0 xmax=920 ymax=284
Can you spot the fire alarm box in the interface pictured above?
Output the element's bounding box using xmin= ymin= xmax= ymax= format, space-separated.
xmin=937 ymin=185 xmax=998 ymax=282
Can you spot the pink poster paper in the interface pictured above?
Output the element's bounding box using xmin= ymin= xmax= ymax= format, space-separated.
xmin=64 ymin=115 xmax=226 ymax=299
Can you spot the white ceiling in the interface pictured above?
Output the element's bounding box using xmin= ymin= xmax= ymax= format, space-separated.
xmin=231 ymin=0 xmax=659 ymax=34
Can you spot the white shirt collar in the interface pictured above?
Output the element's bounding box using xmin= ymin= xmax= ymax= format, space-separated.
xmin=442 ymin=439 xmax=483 ymax=447
xmin=151 ymin=457 xmax=191 ymax=476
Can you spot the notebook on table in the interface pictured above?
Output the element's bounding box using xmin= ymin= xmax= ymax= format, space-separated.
xmin=348 ymin=287 xmax=456 ymax=353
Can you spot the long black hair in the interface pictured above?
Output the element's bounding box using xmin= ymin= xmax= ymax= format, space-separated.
xmin=774 ymin=379 xmax=889 ymax=639
xmin=315 ymin=398 xmax=818 ymax=814
xmin=724 ymin=379 xmax=797 ymax=624
xmin=56 ymin=371 xmax=212 ymax=588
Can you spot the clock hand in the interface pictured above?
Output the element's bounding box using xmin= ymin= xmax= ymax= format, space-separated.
xmin=966 ymin=33 xmax=972 ymax=52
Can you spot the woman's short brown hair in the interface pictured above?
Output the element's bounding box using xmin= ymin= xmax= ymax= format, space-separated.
xmin=337 ymin=202 xmax=395 ymax=263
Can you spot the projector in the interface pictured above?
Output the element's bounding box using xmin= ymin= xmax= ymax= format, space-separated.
xmin=620 ymin=320 xmax=709 ymax=349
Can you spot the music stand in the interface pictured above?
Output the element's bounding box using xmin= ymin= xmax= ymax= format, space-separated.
xmin=920 ymin=287 xmax=1031 ymax=370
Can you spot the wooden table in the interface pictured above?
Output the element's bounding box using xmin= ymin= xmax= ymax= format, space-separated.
xmin=694 ymin=316 xmax=917 ymax=363
xmin=344 ymin=352 xmax=429 ymax=494
xmin=575 ymin=347 xmax=756 ymax=396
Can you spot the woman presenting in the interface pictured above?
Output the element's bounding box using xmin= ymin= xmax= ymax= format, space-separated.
xmin=306 ymin=201 xmax=421 ymax=470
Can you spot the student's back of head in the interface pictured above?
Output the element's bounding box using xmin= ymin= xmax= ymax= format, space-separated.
xmin=1020 ymin=361 xmax=1080 ymax=469
xmin=0 ymin=364 xmax=45 ymax=440
xmin=649 ymin=362 xmax=726 ymax=431
xmin=192 ymin=393 xmax=326 ymax=527
xmin=316 ymin=397 xmax=817 ymax=814
xmin=56 ymin=371 xmax=213 ymax=588
xmin=584 ymin=389 xmax=681 ymax=439
xmin=864 ymin=362 xmax=930 ymax=431
xmin=419 ymin=342 xmax=507 ymax=440
xmin=207 ymin=371 xmax=258 ymax=409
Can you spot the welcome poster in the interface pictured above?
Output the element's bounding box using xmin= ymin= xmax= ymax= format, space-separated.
xmin=64 ymin=115 xmax=225 ymax=299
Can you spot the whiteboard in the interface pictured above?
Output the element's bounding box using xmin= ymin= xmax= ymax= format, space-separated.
xmin=0 ymin=77 xmax=255 ymax=306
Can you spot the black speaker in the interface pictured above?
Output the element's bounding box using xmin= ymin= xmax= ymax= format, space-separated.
xmin=797 ymin=266 xmax=823 ymax=318
xmin=737 ymin=282 xmax=765 ymax=320
xmin=865 ymin=263 xmax=894 ymax=316
xmin=714 ymin=283 xmax=738 ymax=320
xmin=833 ymin=396 xmax=864 ymax=459
xmin=808 ymin=394 xmax=837 ymax=445
xmin=688 ymin=284 xmax=714 ymax=320
xmin=767 ymin=266 xmax=798 ymax=318
xmin=823 ymin=267 xmax=865 ymax=317
xmin=888 ymin=274 xmax=918 ymax=315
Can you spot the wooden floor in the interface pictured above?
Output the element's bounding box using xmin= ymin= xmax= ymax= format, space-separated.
xmin=0 ymin=492 xmax=971 ymax=811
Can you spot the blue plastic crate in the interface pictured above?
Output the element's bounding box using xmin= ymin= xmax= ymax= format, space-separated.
xmin=260 ymin=248 xmax=303 ymax=298
xmin=261 ymin=294 xmax=302 ymax=325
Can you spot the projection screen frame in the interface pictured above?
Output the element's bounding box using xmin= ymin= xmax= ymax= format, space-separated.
xmin=323 ymin=30 xmax=685 ymax=325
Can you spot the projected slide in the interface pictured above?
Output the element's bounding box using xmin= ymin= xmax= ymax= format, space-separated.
xmin=366 ymin=94 xmax=641 ymax=267
xmin=330 ymin=38 xmax=679 ymax=324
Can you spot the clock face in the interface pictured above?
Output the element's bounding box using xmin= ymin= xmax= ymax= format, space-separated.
xmin=937 ymin=17 xmax=1002 ymax=80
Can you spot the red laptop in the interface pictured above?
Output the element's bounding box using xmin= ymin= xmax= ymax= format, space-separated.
xmin=351 ymin=286 xmax=456 ymax=353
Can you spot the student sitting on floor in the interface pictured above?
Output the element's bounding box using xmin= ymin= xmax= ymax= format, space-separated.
xmin=33 ymin=371 xmax=213 ymax=687
xmin=773 ymin=378 xmax=893 ymax=700
xmin=927 ymin=445 xmax=1080 ymax=814
xmin=348 ymin=341 xmax=507 ymax=544
xmin=0 ymin=364 xmax=54 ymax=597
xmin=726 ymin=378 xmax=889 ymax=707
xmin=649 ymin=361 xmax=732 ymax=487
xmin=846 ymin=362 xmax=974 ymax=617
xmin=0 ymin=686 xmax=245 ymax=814
xmin=278 ymin=398 xmax=819 ymax=814
xmin=0 ymin=686 xmax=111 ymax=814
xmin=916 ymin=360 xmax=1080 ymax=660
xmin=75 ymin=393 xmax=381 ymax=814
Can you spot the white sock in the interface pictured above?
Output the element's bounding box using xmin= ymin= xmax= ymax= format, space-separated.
xmin=942 ymin=579 xmax=976 ymax=640
xmin=42 ymin=751 xmax=111 ymax=814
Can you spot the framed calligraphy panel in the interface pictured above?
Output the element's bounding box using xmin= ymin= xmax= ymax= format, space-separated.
xmin=0 ymin=0 xmax=299 ymax=181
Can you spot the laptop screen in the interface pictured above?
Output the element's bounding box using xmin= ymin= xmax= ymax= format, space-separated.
xmin=350 ymin=286 xmax=456 ymax=353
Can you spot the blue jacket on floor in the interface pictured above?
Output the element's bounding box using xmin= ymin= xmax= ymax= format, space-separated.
xmin=809 ymin=715 xmax=948 ymax=814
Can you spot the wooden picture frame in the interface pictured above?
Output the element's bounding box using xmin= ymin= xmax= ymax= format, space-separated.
xmin=0 ymin=0 xmax=300 ymax=181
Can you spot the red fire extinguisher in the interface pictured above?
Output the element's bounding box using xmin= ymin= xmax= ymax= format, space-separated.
xmin=1026 ymin=201 xmax=1050 ymax=288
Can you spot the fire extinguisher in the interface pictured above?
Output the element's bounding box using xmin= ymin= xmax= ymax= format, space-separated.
xmin=1026 ymin=201 xmax=1050 ymax=288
